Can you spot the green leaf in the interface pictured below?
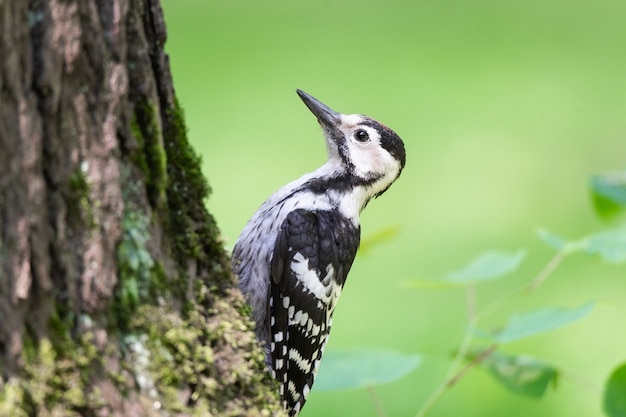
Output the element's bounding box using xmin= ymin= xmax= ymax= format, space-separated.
xmin=536 ymin=228 xmax=586 ymax=254
xmin=479 ymin=351 xmax=558 ymax=398
xmin=314 ymin=348 xmax=422 ymax=391
xmin=443 ymin=250 xmax=526 ymax=284
xmin=590 ymin=171 xmax=626 ymax=220
xmin=537 ymin=226 xmax=626 ymax=263
xmin=489 ymin=302 xmax=595 ymax=343
xmin=536 ymin=228 xmax=569 ymax=251
xmin=359 ymin=225 xmax=400 ymax=255
xmin=604 ymin=363 xmax=626 ymax=417
xmin=584 ymin=225 xmax=626 ymax=264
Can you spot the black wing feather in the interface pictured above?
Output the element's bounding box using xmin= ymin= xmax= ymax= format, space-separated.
xmin=269 ymin=209 xmax=359 ymax=415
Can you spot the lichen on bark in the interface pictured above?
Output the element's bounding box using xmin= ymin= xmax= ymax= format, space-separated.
xmin=0 ymin=0 xmax=284 ymax=415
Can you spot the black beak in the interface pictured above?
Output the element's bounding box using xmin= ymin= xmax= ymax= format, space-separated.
xmin=296 ymin=89 xmax=341 ymax=128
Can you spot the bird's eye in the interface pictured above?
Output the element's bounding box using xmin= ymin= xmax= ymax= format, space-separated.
xmin=353 ymin=129 xmax=370 ymax=143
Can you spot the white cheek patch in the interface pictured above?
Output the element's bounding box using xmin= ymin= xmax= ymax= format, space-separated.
xmin=329 ymin=115 xmax=402 ymax=184
xmin=347 ymin=128 xmax=389 ymax=178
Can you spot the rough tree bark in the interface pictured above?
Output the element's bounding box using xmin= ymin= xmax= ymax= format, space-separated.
xmin=0 ymin=1 xmax=283 ymax=415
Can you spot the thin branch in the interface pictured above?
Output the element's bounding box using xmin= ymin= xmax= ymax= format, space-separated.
xmin=446 ymin=344 xmax=497 ymax=387
xmin=415 ymin=286 xmax=478 ymax=417
xmin=475 ymin=250 xmax=567 ymax=322
xmin=415 ymin=337 xmax=493 ymax=417
xmin=527 ymin=250 xmax=566 ymax=292
xmin=465 ymin=284 xmax=477 ymax=323
xmin=414 ymin=376 xmax=448 ymax=417
xmin=473 ymin=285 xmax=525 ymax=323
xmin=367 ymin=385 xmax=388 ymax=417
xmin=445 ymin=330 xmax=474 ymax=382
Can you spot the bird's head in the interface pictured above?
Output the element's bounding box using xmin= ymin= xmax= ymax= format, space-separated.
xmin=297 ymin=89 xmax=406 ymax=202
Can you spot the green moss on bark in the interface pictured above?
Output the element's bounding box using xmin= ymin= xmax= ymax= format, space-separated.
xmin=116 ymin=99 xmax=285 ymax=415
xmin=67 ymin=169 xmax=96 ymax=230
xmin=115 ymin=209 xmax=155 ymax=329
xmin=0 ymin=84 xmax=283 ymax=417
xmin=126 ymin=286 xmax=284 ymax=416
xmin=0 ymin=100 xmax=285 ymax=416
xmin=162 ymin=99 xmax=231 ymax=287
xmin=1 ymin=1 xmax=283 ymax=414
xmin=0 ymin=325 xmax=106 ymax=416
xmin=130 ymin=99 xmax=168 ymax=209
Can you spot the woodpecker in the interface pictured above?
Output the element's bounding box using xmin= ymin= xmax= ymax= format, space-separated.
xmin=232 ymin=90 xmax=405 ymax=416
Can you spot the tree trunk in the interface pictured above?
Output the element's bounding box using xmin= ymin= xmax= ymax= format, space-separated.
xmin=0 ymin=1 xmax=283 ymax=415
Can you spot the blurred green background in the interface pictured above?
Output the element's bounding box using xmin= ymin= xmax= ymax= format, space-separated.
xmin=161 ymin=1 xmax=625 ymax=416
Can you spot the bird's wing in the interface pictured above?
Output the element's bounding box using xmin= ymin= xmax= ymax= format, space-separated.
xmin=269 ymin=208 xmax=358 ymax=415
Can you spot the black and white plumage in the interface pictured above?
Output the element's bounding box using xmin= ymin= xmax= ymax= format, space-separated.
xmin=232 ymin=90 xmax=406 ymax=416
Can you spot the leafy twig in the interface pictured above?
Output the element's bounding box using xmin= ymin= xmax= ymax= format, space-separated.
xmin=416 ymin=249 xmax=568 ymax=417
